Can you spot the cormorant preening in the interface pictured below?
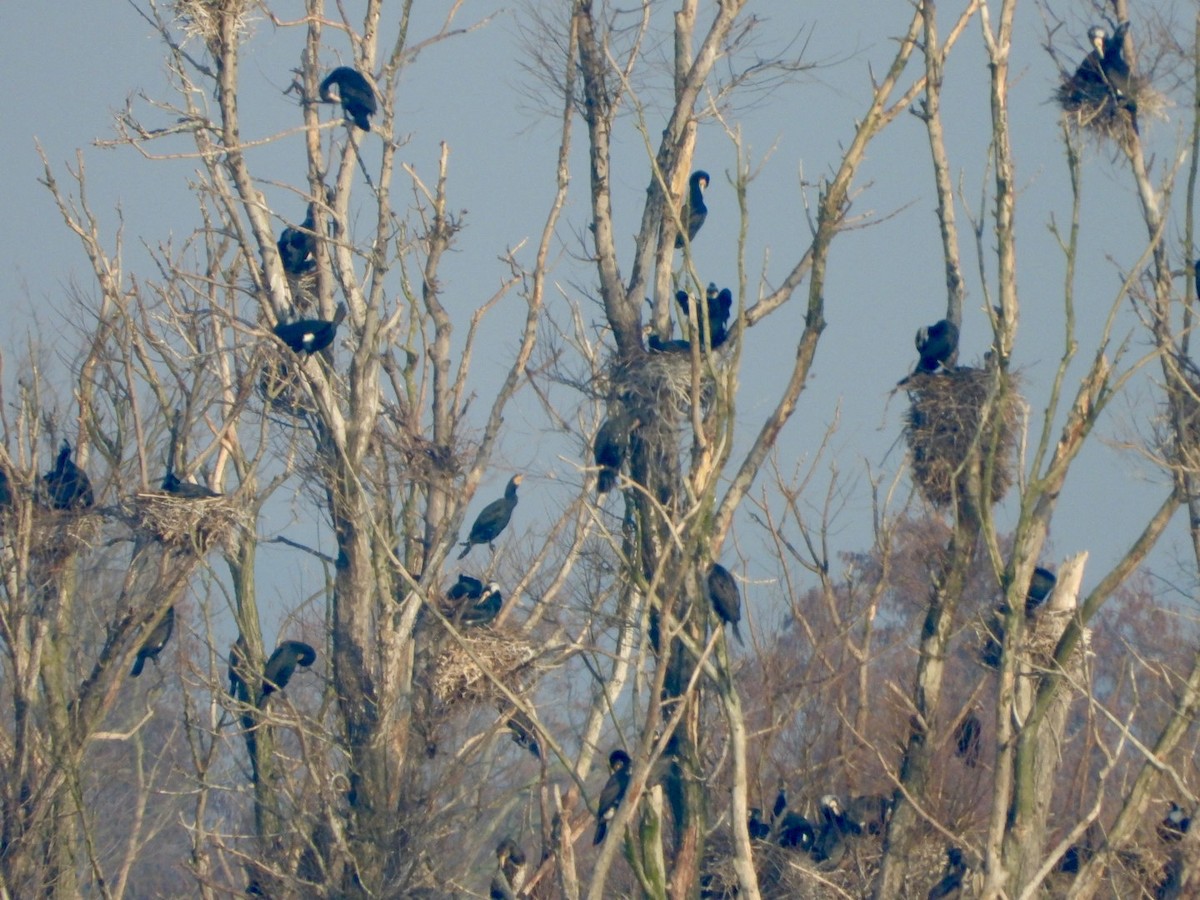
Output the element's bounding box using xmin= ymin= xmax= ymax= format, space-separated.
xmin=707 ymin=562 xmax=744 ymax=645
xmin=131 ymin=606 xmax=176 ymax=677
xmin=674 ymin=170 xmax=709 ymax=248
xmin=928 ymin=847 xmax=968 ymax=900
xmin=261 ymin=640 xmax=317 ymax=699
xmin=162 ymin=471 xmax=221 ymax=499
xmin=458 ymin=475 xmax=522 ymax=560
xmin=489 ymin=837 xmax=527 ymax=900
xmin=41 ymin=440 xmax=94 ymax=510
xmin=954 ymin=713 xmax=981 ymax=768
xmin=594 ymin=413 xmax=637 ymax=494
xmin=1077 ymin=23 xmax=1137 ymax=131
xmin=675 ymin=283 xmax=733 ymax=348
xmin=593 ymin=748 xmax=632 ymax=845
xmin=747 ymin=808 xmax=771 ymax=840
xmin=915 ymin=319 xmax=959 ymax=373
xmin=458 ymin=582 xmax=503 ymax=626
xmin=273 ymin=302 xmax=347 ymax=354
xmin=1025 ymin=566 xmax=1057 ymax=615
xmin=319 ymin=67 xmax=377 ymax=131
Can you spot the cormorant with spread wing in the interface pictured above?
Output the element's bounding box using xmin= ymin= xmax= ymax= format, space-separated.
xmin=458 ymin=475 xmax=522 ymax=559
xmin=319 ymin=67 xmax=377 ymax=131
xmin=274 ymin=302 xmax=347 ymax=354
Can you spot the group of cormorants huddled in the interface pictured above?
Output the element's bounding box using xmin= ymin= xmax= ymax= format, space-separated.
xmin=746 ymin=786 xmax=894 ymax=868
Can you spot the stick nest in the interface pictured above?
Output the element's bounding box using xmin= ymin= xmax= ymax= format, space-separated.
xmin=172 ymin=0 xmax=253 ymax=46
xmin=615 ymin=349 xmax=716 ymax=444
xmin=431 ymin=630 xmax=541 ymax=708
xmin=1055 ymin=73 xmax=1164 ymax=150
xmin=260 ymin=359 xmax=317 ymax=417
xmin=904 ymin=367 xmax=1018 ymax=509
xmin=131 ymin=491 xmax=247 ymax=554
xmin=30 ymin=510 xmax=102 ymax=563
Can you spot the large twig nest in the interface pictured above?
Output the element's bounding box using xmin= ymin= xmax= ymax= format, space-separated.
xmin=431 ymin=630 xmax=540 ymax=708
xmin=259 ymin=358 xmax=317 ymax=417
xmin=172 ymin=0 xmax=253 ymax=46
xmin=30 ymin=509 xmax=102 ymax=564
xmin=904 ymin=367 xmax=1018 ymax=509
xmin=615 ymin=349 xmax=716 ymax=447
xmin=1056 ymin=72 xmax=1164 ymax=150
xmin=131 ymin=491 xmax=247 ymax=554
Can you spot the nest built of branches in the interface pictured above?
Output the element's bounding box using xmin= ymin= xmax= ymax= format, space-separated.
xmin=132 ymin=491 xmax=246 ymax=554
xmin=904 ymin=367 xmax=1018 ymax=509
xmin=616 ymin=348 xmax=717 ymax=446
xmin=1056 ymin=73 xmax=1164 ymax=150
xmin=172 ymin=0 xmax=253 ymax=46
xmin=432 ymin=630 xmax=540 ymax=708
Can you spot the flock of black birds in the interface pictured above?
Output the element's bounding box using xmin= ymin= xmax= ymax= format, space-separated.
xmin=743 ymin=787 xmax=895 ymax=869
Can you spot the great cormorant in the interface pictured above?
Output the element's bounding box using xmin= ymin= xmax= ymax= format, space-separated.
xmin=1075 ymin=23 xmax=1138 ymax=132
xmin=261 ymin=640 xmax=317 ymax=699
xmin=458 ymin=475 xmax=522 ymax=559
xmin=41 ymin=440 xmax=94 ymax=510
xmin=274 ymin=302 xmax=347 ymax=354
xmin=707 ymin=562 xmax=744 ymax=645
xmin=1159 ymin=803 xmax=1191 ymax=843
xmin=131 ymin=606 xmax=176 ymax=677
xmin=489 ymin=838 xmax=527 ymax=899
xmin=162 ymin=472 xmax=221 ymax=499
xmin=928 ymin=847 xmax=968 ymax=900
xmin=915 ymin=319 xmax=959 ymax=373
xmin=954 ymin=713 xmax=981 ymax=767
xmin=458 ymin=582 xmax=503 ymax=626
xmin=504 ymin=707 xmax=542 ymax=759
xmin=594 ymin=413 xmax=637 ymax=494
xmin=319 ymin=67 xmax=377 ymax=131
xmin=277 ymin=202 xmax=320 ymax=275
xmin=675 ymin=283 xmax=733 ymax=347
xmin=812 ymin=795 xmax=854 ymax=866
xmin=747 ymin=808 xmax=771 ymax=840
xmin=593 ymin=748 xmax=632 ymax=845
xmin=1025 ymin=566 xmax=1056 ymax=615
xmin=674 ymin=170 xmax=709 ymax=248
xmin=779 ymin=811 xmax=816 ymax=852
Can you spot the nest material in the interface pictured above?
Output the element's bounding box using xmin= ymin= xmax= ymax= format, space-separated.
xmin=904 ymin=367 xmax=1018 ymax=509
xmin=1055 ymin=72 xmax=1164 ymax=149
xmin=172 ymin=0 xmax=252 ymax=46
xmin=259 ymin=358 xmax=317 ymax=417
xmin=132 ymin=491 xmax=245 ymax=554
xmin=431 ymin=630 xmax=539 ymax=707
xmin=615 ymin=349 xmax=717 ymax=447
xmin=30 ymin=509 xmax=102 ymax=564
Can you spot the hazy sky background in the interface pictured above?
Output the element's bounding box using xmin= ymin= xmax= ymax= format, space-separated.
xmin=0 ymin=2 xmax=1194 ymax=633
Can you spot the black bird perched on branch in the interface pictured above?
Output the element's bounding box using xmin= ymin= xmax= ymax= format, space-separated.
xmin=458 ymin=474 xmax=522 ymax=559
xmin=273 ymin=302 xmax=347 ymax=354
xmin=503 ymin=706 xmax=542 ymax=759
xmin=319 ymin=66 xmax=377 ymax=131
xmin=594 ymin=413 xmax=637 ymax=494
xmin=1025 ymin=566 xmax=1057 ymax=615
xmin=277 ymin=202 xmax=319 ymax=276
xmin=954 ymin=713 xmax=981 ymax=767
xmin=707 ymin=562 xmax=744 ymax=645
xmin=459 ymin=582 xmax=503 ymax=626
xmin=674 ymin=170 xmax=710 ymax=248
xmin=489 ymin=837 xmax=527 ymax=900
xmin=675 ymin=283 xmax=733 ymax=348
xmin=747 ymin=808 xmax=771 ymax=840
xmin=928 ymin=847 xmax=968 ymax=900
xmin=131 ymin=606 xmax=176 ymax=677
xmin=593 ymin=748 xmax=632 ymax=845
xmin=162 ymin=471 xmax=221 ymax=499
xmin=915 ymin=319 xmax=959 ymax=373
xmin=261 ymin=640 xmax=317 ymax=700
xmin=41 ymin=440 xmax=94 ymax=510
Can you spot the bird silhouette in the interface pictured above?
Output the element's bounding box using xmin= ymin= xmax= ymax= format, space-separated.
xmin=41 ymin=440 xmax=94 ymax=510
xmin=319 ymin=67 xmax=377 ymax=131
xmin=458 ymin=475 xmax=522 ymax=559
xmin=131 ymin=606 xmax=176 ymax=677
xmin=274 ymin=302 xmax=347 ymax=354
